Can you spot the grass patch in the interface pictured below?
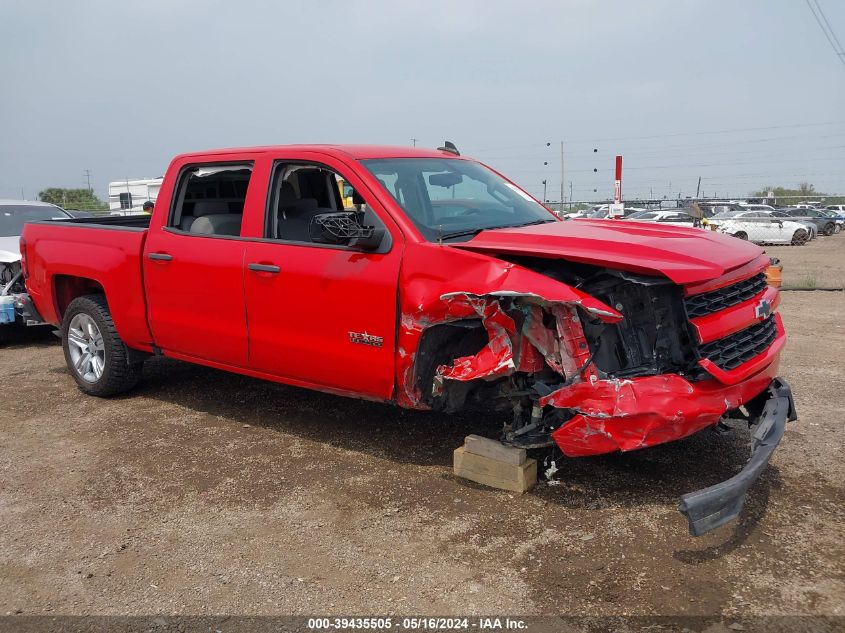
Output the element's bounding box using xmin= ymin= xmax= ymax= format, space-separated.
xmin=794 ymin=274 xmax=818 ymax=289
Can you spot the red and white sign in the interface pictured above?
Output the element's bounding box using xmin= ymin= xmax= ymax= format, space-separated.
xmin=614 ymin=155 xmax=623 ymax=204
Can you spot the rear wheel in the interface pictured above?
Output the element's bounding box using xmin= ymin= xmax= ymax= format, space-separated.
xmin=61 ymin=294 xmax=143 ymax=397
xmin=733 ymin=231 xmax=748 ymax=240
xmin=791 ymin=229 xmax=808 ymax=245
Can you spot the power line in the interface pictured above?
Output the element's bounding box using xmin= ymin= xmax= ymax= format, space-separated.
xmin=805 ymin=0 xmax=845 ymax=69
xmin=814 ymin=0 xmax=845 ymax=52
xmin=468 ymin=120 xmax=845 ymax=153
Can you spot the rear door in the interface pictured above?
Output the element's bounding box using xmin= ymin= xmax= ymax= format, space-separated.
xmin=143 ymin=157 xmax=259 ymax=367
xmin=242 ymin=153 xmax=403 ymax=399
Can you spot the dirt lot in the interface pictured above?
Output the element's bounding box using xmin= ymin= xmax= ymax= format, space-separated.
xmin=767 ymin=229 xmax=845 ymax=289
xmin=1 ymin=235 xmax=843 ymax=619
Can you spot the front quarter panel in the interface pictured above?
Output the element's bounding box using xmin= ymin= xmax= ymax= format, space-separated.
xmin=395 ymin=242 xmax=619 ymax=408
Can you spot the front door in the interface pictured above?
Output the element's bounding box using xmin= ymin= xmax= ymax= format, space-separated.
xmin=243 ymin=158 xmax=403 ymax=399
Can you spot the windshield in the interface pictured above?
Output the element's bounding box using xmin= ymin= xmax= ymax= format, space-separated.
xmin=361 ymin=158 xmax=556 ymax=241
xmin=0 ymin=205 xmax=69 ymax=237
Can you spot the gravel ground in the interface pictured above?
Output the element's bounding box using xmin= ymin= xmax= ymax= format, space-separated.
xmin=766 ymin=230 xmax=845 ymax=289
xmin=0 ymin=235 xmax=843 ymax=618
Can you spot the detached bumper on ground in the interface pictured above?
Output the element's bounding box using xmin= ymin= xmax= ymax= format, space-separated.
xmin=678 ymin=377 xmax=797 ymax=536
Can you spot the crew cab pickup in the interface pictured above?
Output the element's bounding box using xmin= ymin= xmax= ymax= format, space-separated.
xmin=21 ymin=144 xmax=796 ymax=535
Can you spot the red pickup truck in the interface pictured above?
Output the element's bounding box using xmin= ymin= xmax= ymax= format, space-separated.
xmin=21 ymin=143 xmax=795 ymax=535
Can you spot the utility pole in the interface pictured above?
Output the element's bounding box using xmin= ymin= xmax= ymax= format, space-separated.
xmin=560 ymin=141 xmax=565 ymax=206
xmin=410 ymin=138 xmax=418 ymax=147
xmin=696 ymin=176 xmax=701 ymax=198
xmin=569 ymin=182 xmax=573 ymax=210
xmin=542 ymin=179 xmax=547 ymax=203
xmin=83 ymin=169 xmax=92 ymax=192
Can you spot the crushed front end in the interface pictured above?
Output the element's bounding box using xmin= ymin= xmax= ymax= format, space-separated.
xmin=402 ymin=252 xmax=794 ymax=535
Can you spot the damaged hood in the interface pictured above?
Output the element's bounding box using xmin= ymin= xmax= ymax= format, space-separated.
xmin=0 ymin=236 xmax=21 ymax=264
xmin=452 ymin=219 xmax=764 ymax=285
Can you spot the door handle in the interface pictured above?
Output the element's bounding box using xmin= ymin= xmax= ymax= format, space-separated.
xmin=248 ymin=263 xmax=281 ymax=274
xmin=148 ymin=252 xmax=173 ymax=261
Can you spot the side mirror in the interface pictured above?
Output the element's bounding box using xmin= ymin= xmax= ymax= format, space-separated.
xmin=351 ymin=227 xmax=385 ymax=250
xmin=309 ymin=212 xmax=384 ymax=250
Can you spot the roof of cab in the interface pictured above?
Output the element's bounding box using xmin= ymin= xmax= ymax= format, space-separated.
xmin=172 ymin=144 xmax=467 ymax=162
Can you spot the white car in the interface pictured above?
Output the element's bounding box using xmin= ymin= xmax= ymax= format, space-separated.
xmin=625 ymin=210 xmax=702 ymax=228
xmin=1 ymin=199 xmax=72 ymax=340
xmin=708 ymin=209 xmax=809 ymax=245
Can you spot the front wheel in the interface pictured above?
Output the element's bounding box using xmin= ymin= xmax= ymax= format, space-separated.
xmin=822 ymin=222 xmax=835 ymax=236
xmin=791 ymin=229 xmax=808 ymax=245
xmin=61 ymin=294 xmax=143 ymax=397
xmin=733 ymin=231 xmax=748 ymax=240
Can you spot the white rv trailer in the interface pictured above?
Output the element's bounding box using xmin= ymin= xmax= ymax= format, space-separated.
xmin=107 ymin=177 xmax=163 ymax=214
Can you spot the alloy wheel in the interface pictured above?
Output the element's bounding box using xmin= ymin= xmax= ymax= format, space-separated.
xmin=67 ymin=313 xmax=106 ymax=383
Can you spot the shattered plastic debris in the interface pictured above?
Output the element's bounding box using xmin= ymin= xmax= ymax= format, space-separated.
xmin=431 ymin=291 xmax=614 ymax=395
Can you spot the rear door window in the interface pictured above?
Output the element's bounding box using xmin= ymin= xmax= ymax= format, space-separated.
xmin=169 ymin=163 xmax=254 ymax=237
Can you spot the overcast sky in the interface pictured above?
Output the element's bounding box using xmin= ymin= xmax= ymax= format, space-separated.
xmin=2 ymin=0 xmax=844 ymax=203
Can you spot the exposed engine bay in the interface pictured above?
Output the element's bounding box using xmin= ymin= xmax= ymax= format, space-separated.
xmin=414 ymin=259 xmax=706 ymax=452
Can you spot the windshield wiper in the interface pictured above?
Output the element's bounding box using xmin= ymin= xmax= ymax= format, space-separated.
xmin=440 ymin=218 xmax=556 ymax=241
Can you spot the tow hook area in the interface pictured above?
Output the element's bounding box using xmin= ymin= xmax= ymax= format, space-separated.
xmin=678 ymin=377 xmax=797 ymax=536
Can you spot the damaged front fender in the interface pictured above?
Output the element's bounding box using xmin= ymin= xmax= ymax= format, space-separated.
xmin=396 ymin=244 xmax=621 ymax=409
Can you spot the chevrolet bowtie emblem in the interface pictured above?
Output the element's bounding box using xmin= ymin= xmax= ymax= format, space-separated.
xmin=755 ymin=298 xmax=772 ymax=320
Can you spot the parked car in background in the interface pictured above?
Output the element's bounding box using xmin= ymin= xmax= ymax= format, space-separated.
xmin=708 ymin=208 xmax=809 ymax=245
xmin=821 ymin=208 xmax=844 ymax=233
xmin=1 ymin=199 xmax=72 ymax=341
xmin=768 ymin=209 xmax=817 ymax=240
xmin=625 ymin=210 xmax=700 ymax=227
xmin=582 ymin=205 xmax=645 ymax=219
xmin=779 ymin=208 xmax=838 ymax=236
xmin=694 ymin=201 xmax=739 ymax=219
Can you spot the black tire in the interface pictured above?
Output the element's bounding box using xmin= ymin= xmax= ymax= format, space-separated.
xmin=61 ymin=294 xmax=143 ymax=397
xmin=733 ymin=231 xmax=748 ymax=240
xmin=791 ymin=229 xmax=808 ymax=246
xmin=822 ymin=222 xmax=835 ymax=237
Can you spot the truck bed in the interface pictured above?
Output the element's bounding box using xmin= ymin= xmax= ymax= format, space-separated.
xmin=50 ymin=214 xmax=152 ymax=229
xmin=22 ymin=217 xmax=154 ymax=349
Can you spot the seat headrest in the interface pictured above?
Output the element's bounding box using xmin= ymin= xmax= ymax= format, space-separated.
xmin=278 ymin=180 xmax=318 ymax=218
xmin=278 ymin=181 xmax=297 ymax=206
xmin=193 ymin=201 xmax=230 ymax=216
